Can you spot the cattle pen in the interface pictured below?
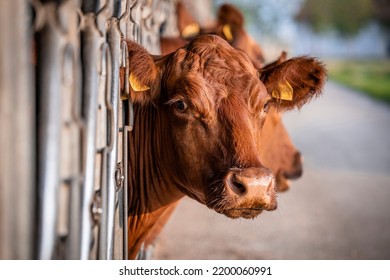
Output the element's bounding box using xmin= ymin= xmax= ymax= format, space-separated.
xmin=0 ymin=0 xmax=184 ymax=260
xmin=2 ymin=0 xmax=390 ymax=267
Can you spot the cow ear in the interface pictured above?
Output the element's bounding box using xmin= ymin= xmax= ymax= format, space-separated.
xmin=216 ymin=4 xmax=244 ymax=43
xmin=126 ymin=40 xmax=165 ymax=105
xmin=217 ymin=4 xmax=244 ymax=28
xmin=259 ymin=57 xmax=327 ymax=110
xmin=176 ymin=2 xmax=200 ymax=39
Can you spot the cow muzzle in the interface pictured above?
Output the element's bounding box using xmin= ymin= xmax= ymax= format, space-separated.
xmin=222 ymin=167 xmax=277 ymax=219
xmin=285 ymin=151 xmax=303 ymax=180
xmin=277 ymin=151 xmax=303 ymax=192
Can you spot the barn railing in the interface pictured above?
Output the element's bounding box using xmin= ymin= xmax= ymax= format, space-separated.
xmin=0 ymin=0 xmax=176 ymax=260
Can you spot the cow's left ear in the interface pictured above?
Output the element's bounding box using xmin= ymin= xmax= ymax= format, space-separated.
xmin=259 ymin=57 xmax=327 ymax=110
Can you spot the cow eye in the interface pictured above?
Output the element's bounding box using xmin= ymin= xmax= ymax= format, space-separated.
xmin=174 ymin=100 xmax=187 ymax=112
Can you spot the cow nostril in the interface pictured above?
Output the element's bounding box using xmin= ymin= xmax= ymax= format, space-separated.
xmin=226 ymin=167 xmax=274 ymax=198
xmin=233 ymin=181 xmax=247 ymax=195
xmin=228 ymin=176 xmax=247 ymax=195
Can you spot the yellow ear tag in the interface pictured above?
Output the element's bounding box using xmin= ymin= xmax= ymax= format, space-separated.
xmin=181 ymin=23 xmax=200 ymax=38
xmin=222 ymin=24 xmax=233 ymax=41
xmin=271 ymin=80 xmax=293 ymax=101
xmin=129 ymin=72 xmax=150 ymax=92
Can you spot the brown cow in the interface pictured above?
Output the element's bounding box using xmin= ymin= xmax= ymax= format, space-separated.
xmin=260 ymin=106 xmax=302 ymax=192
xmin=136 ymin=52 xmax=301 ymax=258
xmin=212 ymin=3 xmax=265 ymax=68
xmin=162 ymin=35 xmax=300 ymax=191
xmin=170 ymin=2 xmax=265 ymax=68
xmin=162 ymin=5 xmax=302 ymax=191
xmin=149 ymin=6 xmax=301 ymax=258
xmin=126 ymin=35 xmax=326 ymax=259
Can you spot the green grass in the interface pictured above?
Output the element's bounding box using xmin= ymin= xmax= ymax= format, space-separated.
xmin=326 ymin=59 xmax=390 ymax=103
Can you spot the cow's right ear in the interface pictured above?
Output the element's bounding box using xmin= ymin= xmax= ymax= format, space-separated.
xmin=126 ymin=40 xmax=164 ymax=105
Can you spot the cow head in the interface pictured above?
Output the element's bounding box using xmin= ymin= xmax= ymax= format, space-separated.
xmin=173 ymin=2 xmax=265 ymax=68
xmin=127 ymin=35 xmax=326 ymax=219
xmin=216 ymin=4 xmax=265 ymax=68
xmin=260 ymin=107 xmax=303 ymax=192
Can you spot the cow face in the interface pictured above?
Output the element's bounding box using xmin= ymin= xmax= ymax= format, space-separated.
xmin=260 ymin=107 xmax=303 ymax=192
xmin=127 ymin=35 xmax=326 ymax=219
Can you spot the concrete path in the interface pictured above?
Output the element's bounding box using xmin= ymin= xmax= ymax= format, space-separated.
xmin=153 ymin=81 xmax=390 ymax=260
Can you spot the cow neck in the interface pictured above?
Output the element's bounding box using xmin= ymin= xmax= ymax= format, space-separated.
xmin=127 ymin=103 xmax=184 ymax=233
xmin=127 ymin=103 xmax=184 ymax=259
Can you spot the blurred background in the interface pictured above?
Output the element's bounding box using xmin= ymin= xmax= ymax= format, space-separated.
xmin=153 ymin=0 xmax=390 ymax=259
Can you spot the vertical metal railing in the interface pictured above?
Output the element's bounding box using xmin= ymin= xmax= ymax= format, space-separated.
xmin=80 ymin=0 xmax=112 ymax=260
xmin=0 ymin=0 xmax=176 ymax=260
xmin=34 ymin=0 xmax=82 ymax=260
xmin=35 ymin=1 xmax=64 ymax=260
xmin=79 ymin=5 xmax=102 ymax=259
xmin=0 ymin=0 xmax=35 ymax=260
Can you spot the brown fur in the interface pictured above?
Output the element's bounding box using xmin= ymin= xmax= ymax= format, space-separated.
xmin=260 ymin=56 xmax=327 ymax=110
xmin=126 ymin=35 xmax=326 ymax=258
xmin=160 ymin=36 xmax=188 ymax=56
xmin=217 ymin=3 xmax=245 ymax=27
xmin=260 ymin=106 xmax=303 ymax=192
xmin=213 ymin=3 xmax=265 ymax=67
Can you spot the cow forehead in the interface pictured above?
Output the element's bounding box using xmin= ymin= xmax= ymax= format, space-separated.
xmin=183 ymin=35 xmax=257 ymax=74
xmin=165 ymin=35 xmax=267 ymax=104
xmin=166 ymin=69 xmax=268 ymax=115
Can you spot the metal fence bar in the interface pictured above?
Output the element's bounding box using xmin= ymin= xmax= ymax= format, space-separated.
xmin=35 ymin=2 xmax=66 ymax=260
xmin=0 ymin=0 xmax=35 ymax=260
xmin=103 ymin=16 xmax=122 ymax=260
xmin=79 ymin=8 xmax=104 ymax=260
xmin=58 ymin=0 xmax=83 ymax=260
xmin=114 ymin=40 xmax=131 ymax=261
xmin=35 ymin=0 xmax=83 ymax=260
xmin=97 ymin=41 xmax=112 ymax=259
